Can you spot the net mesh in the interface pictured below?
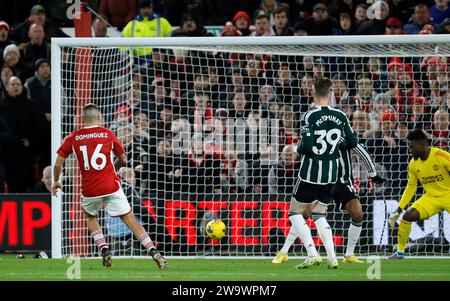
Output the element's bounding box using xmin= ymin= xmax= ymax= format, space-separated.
xmin=57 ymin=40 xmax=450 ymax=257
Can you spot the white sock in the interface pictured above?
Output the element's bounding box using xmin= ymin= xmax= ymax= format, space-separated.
xmin=280 ymin=225 xmax=298 ymax=254
xmin=289 ymin=214 xmax=319 ymax=258
xmin=345 ymin=219 xmax=362 ymax=257
xmin=137 ymin=233 xmax=155 ymax=251
xmin=91 ymin=230 xmax=107 ymax=251
xmin=314 ymin=215 xmax=336 ymax=261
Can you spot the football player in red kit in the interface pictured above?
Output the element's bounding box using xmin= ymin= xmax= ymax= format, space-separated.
xmin=52 ymin=104 xmax=168 ymax=269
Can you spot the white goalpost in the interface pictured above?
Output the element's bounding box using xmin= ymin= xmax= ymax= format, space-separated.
xmin=52 ymin=35 xmax=450 ymax=259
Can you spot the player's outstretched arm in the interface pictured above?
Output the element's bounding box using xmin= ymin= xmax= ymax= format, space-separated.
xmin=389 ymin=161 xmax=418 ymax=227
xmin=52 ymin=155 xmax=66 ymax=196
xmin=114 ymin=153 xmax=128 ymax=170
xmin=352 ymin=143 xmax=384 ymax=183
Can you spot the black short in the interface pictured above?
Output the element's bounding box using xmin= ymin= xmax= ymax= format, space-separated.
xmin=332 ymin=182 xmax=358 ymax=207
xmin=293 ymin=180 xmax=335 ymax=204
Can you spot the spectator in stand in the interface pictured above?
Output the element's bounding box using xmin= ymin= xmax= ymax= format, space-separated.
xmin=0 ymin=76 xmax=44 ymax=192
xmin=279 ymin=105 xmax=299 ymax=148
xmin=228 ymin=87 xmax=249 ymax=119
xmin=272 ymin=6 xmax=294 ymax=36
xmin=147 ymin=138 xmax=177 ymax=195
xmin=366 ymin=57 xmax=388 ymax=93
xmin=390 ymin=121 xmax=410 ymax=196
xmin=0 ymin=21 xmax=15 ymax=67
xmin=369 ymin=93 xmax=393 ymax=132
xmin=339 ymin=97 xmax=356 ymax=119
xmin=430 ymin=0 xmax=450 ymax=25
xmin=357 ymin=0 xmax=390 ymax=35
xmin=353 ymin=3 xmax=368 ymax=29
xmin=250 ymin=144 xmax=276 ymax=193
xmin=156 ymin=104 xmax=173 ymax=139
xmin=386 ymin=57 xmax=404 ymax=90
xmin=242 ymin=57 xmax=267 ymax=94
xmin=99 ymin=0 xmax=138 ymax=30
xmin=176 ymin=133 xmax=222 ymax=195
xmin=220 ymin=149 xmax=249 ymax=193
xmin=220 ymin=22 xmax=242 ymax=36
xmin=0 ymin=65 xmax=14 ymax=98
xmin=189 ymin=92 xmax=213 ymax=135
xmin=333 ymin=11 xmax=356 ymax=35
xmin=268 ymin=144 xmax=300 ymax=194
xmin=122 ymin=0 xmax=172 ymax=62
xmin=412 ymin=97 xmax=433 ymax=132
xmin=250 ymin=14 xmax=275 ymax=36
xmin=3 ymin=44 xmax=24 ymax=81
xmin=437 ymin=17 xmax=450 ymax=33
xmin=331 ymin=74 xmax=350 ymax=106
xmin=429 ymin=63 xmax=448 ymax=111
xmin=393 ymin=64 xmax=420 ymax=122
xmin=293 ymin=20 xmax=308 ymax=36
xmin=170 ymin=118 xmax=191 ymax=156
xmin=32 ymin=165 xmax=51 ymax=193
xmin=18 ymin=24 xmax=50 ymax=80
xmin=256 ymin=85 xmax=275 ymax=117
xmin=11 ymin=4 xmax=66 ymax=45
xmin=170 ymin=14 xmax=212 ymax=37
xmin=273 ymin=61 xmax=299 ymax=104
xmin=303 ymin=3 xmax=339 ymax=36
xmin=385 ymin=17 xmax=404 ymax=34
xmin=232 ymin=11 xmax=252 ymax=36
xmin=366 ymin=110 xmax=400 ymax=190
xmin=432 ymin=108 xmax=450 ymax=147
xmin=313 ymin=58 xmax=326 ymax=79
xmin=403 ymin=3 xmax=439 ymax=34
xmin=253 ymin=0 xmax=289 ymax=25
xmin=354 ymin=73 xmax=376 ymax=113
xmin=134 ymin=111 xmax=151 ymax=146
xmin=92 ymin=17 xmax=109 ymax=38
xmin=24 ymin=58 xmax=51 ymax=167
xmin=110 ymin=105 xmax=132 ymax=132
xmin=351 ymin=109 xmax=374 ymax=141
xmin=293 ymin=73 xmax=314 ymax=114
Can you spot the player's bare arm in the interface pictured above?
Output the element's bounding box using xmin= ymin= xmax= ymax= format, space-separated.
xmin=114 ymin=153 xmax=128 ymax=170
xmin=52 ymin=155 xmax=66 ymax=196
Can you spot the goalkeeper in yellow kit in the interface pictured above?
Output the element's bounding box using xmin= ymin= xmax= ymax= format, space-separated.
xmin=388 ymin=129 xmax=450 ymax=259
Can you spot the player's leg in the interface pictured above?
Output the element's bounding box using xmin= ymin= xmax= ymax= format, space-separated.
xmin=389 ymin=194 xmax=439 ymax=259
xmin=343 ymin=198 xmax=364 ymax=263
xmin=272 ymin=202 xmax=312 ymax=264
xmin=288 ymin=181 xmax=323 ymax=267
xmin=82 ymin=198 xmax=111 ymax=267
xmin=311 ymin=202 xmax=338 ymax=269
xmin=310 ymin=183 xmax=338 ymax=268
xmin=388 ymin=207 xmax=421 ymax=259
xmin=105 ymin=189 xmax=168 ymax=269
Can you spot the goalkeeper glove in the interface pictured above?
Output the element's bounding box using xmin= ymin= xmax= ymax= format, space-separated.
xmin=369 ymin=175 xmax=385 ymax=184
xmin=388 ymin=208 xmax=403 ymax=228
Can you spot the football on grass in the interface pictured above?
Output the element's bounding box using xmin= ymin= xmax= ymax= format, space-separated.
xmin=205 ymin=219 xmax=226 ymax=240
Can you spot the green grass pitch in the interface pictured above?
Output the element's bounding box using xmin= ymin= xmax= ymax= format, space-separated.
xmin=1 ymin=254 xmax=450 ymax=281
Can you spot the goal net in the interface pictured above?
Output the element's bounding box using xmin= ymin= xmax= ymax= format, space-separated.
xmin=51 ymin=36 xmax=450 ymax=258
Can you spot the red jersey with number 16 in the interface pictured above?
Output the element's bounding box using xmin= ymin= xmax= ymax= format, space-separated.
xmin=57 ymin=126 xmax=126 ymax=198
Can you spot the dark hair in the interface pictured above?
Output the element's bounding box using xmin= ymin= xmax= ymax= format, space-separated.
xmin=273 ymin=6 xmax=288 ymax=17
xmin=407 ymin=129 xmax=428 ymax=142
xmin=313 ymin=77 xmax=332 ymax=98
xmin=256 ymin=14 xmax=270 ymax=22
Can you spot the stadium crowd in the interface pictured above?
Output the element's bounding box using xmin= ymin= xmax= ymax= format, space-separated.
xmin=0 ymin=0 xmax=450 ymax=199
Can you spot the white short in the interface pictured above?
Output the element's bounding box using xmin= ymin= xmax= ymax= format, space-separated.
xmin=82 ymin=188 xmax=131 ymax=217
